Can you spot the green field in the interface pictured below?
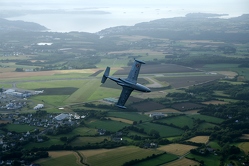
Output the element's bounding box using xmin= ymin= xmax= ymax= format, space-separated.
xmin=198 ymin=122 xmax=217 ymax=130
xmin=208 ymin=141 xmax=221 ymax=150
xmin=202 ymin=64 xmax=249 ymax=81
xmin=5 ymin=124 xmax=43 ymax=133
xmin=128 ymin=130 xmax=149 ymax=137
xmin=107 ymin=112 xmax=151 ymax=122
xmin=187 ymin=114 xmax=224 ymax=124
xmin=31 ymin=95 xmax=69 ymax=107
xmin=24 ymin=127 xmax=97 ymax=149
xmin=25 ymin=137 xmax=64 ymax=149
xmin=18 ymin=80 xmax=84 ymax=89
xmin=96 ymin=58 xmax=130 ymax=68
xmin=87 ymin=119 xmax=129 ymax=132
xmin=50 ymin=127 xmax=97 ymax=138
xmin=137 ymin=122 xmax=184 ymax=137
xmin=2 ymin=73 xmax=91 ymax=83
xmin=202 ymin=64 xmax=239 ymax=70
xmin=0 ymin=83 xmax=12 ymax=88
xmin=158 ymin=115 xmax=194 ymax=129
xmin=18 ymin=79 xmax=121 ymax=108
xmin=135 ymin=153 xmax=178 ymax=166
xmin=186 ymin=153 xmax=220 ymax=166
xmin=69 ymin=136 xmax=109 ymax=146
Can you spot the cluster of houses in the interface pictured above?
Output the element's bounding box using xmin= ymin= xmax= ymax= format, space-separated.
xmin=2 ymin=89 xmax=32 ymax=98
xmin=0 ymin=129 xmax=45 ymax=166
xmin=10 ymin=113 xmax=85 ymax=128
xmin=148 ymin=112 xmax=166 ymax=119
xmin=0 ymin=89 xmax=33 ymax=110
xmin=0 ymin=88 xmax=45 ymax=110
xmin=4 ymin=102 xmax=26 ymax=110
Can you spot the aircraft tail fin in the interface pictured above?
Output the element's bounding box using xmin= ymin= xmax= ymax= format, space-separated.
xmin=101 ymin=67 xmax=110 ymax=83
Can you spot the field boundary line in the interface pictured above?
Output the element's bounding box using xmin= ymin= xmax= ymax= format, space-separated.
xmin=74 ymin=151 xmax=89 ymax=166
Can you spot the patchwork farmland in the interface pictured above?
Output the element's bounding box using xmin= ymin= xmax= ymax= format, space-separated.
xmin=113 ymin=64 xmax=201 ymax=75
xmin=1 ymin=18 xmax=249 ymax=166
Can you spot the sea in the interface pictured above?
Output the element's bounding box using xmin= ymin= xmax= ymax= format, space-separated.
xmin=4 ymin=1 xmax=249 ymax=33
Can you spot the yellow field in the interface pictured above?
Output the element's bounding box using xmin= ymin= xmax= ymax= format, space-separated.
xmin=0 ymin=120 xmax=10 ymax=124
xmin=158 ymin=144 xmax=197 ymax=156
xmin=163 ymin=157 xmax=199 ymax=166
xmin=215 ymin=71 xmax=237 ymax=79
xmin=48 ymin=151 xmax=76 ymax=158
xmin=36 ymin=151 xmax=83 ymax=166
xmin=79 ymin=146 xmax=163 ymax=166
xmin=108 ymin=49 xmax=165 ymax=56
xmin=59 ymin=69 xmax=97 ymax=74
xmin=107 ymin=117 xmax=133 ymax=124
xmin=0 ymin=69 xmax=95 ymax=79
xmin=79 ymin=148 xmax=115 ymax=158
xmin=187 ymin=136 xmax=209 ymax=144
xmin=240 ymin=134 xmax=249 ymax=140
xmin=238 ymin=142 xmax=249 ymax=154
xmin=148 ymin=108 xmax=181 ymax=114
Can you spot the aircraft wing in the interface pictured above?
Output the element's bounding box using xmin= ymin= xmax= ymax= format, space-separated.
xmin=126 ymin=59 xmax=145 ymax=83
xmin=116 ymin=87 xmax=133 ymax=109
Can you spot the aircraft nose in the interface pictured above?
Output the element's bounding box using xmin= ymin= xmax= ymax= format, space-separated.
xmin=147 ymin=88 xmax=151 ymax=92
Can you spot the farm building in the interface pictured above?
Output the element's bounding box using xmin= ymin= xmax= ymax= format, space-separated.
xmin=149 ymin=112 xmax=166 ymax=118
xmin=54 ymin=113 xmax=69 ymax=121
xmin=3 ymin=89 xmax=15 ymax=94
xmin=103 ymin=98 xmax=118 ymax=103
xmin=34 ymin=104 xmax=44 ymax=110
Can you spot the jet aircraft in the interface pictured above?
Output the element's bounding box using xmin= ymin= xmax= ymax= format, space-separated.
xmin=101 ymin=59 xmax=151 ymax=109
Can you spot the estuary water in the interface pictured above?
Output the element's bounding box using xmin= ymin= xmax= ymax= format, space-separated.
xmin=4 ymin=1 xmax=249 ymax=33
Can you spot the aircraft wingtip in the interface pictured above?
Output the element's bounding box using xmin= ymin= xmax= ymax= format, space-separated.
xmin=134 ymin=59 xmax=145 ymax=64
xmin=115 ymin=105 xmax=126 ymax=109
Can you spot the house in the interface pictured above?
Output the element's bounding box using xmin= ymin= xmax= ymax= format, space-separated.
xmin=98 ymin=129 xmax=106 ymax=135
xmin=34 ymin=104 xmax=44 ymax=110
xmin=143 ymin=142 xmax=158 ymax=148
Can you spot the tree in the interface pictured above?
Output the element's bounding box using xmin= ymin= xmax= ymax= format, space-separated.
xmin=60 ymin=137 xmax=67 ymax=142
xmin=149 ymin=129 xmax=160 ymax=138
xmin=15 ymin=68 xmax=24 ymax=72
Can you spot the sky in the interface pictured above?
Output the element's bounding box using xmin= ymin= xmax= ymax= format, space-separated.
xmin=1 ymin=0 xmax=248 ymax=9
xmin=1 ymin=0 xmax=248 ymax=16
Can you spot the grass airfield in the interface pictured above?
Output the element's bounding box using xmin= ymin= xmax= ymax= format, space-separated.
xmin=0 ymin=56 xmax=227 ymax=113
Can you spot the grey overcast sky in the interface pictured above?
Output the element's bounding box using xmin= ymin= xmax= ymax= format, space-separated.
xmin=0 ymin=0 xmax=248 ymax=8
xmin=1 ymin=0 xmax=248 ymax=16
xmin=1 ymin=0 xmax=248 ymax=15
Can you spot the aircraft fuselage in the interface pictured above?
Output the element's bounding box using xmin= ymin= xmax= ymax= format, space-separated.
xmin=108 ymin=76 xmax=151 ymax=92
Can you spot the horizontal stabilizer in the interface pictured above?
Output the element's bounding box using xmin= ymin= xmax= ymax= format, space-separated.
xmin=116 ymin=104 xmax=126 ymax=109
xmin=101 ymin=67 xmax=110 ymax=83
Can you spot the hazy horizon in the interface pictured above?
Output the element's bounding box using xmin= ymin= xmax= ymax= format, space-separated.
xmin=1 ymin=0 xmax=248 ymax=33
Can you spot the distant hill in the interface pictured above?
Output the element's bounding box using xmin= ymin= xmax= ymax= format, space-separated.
xmin=0 ymin=18 xmax=48 ymax=32
xmin=98 ymin=13 xmax=249 ymax=42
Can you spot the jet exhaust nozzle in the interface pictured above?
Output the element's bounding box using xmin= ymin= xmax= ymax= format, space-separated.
xmin=101 ymin=67 xmax=110 ymax=83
